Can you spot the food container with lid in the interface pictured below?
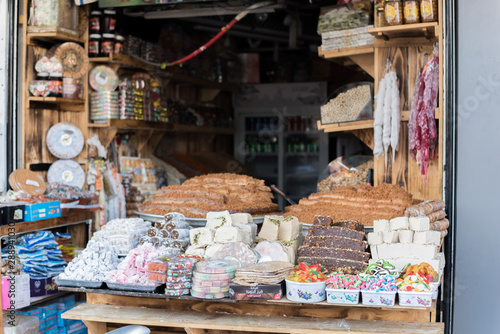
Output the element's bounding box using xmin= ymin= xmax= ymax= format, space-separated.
xmin=376 ymin=8 xmax=387 ymax=27
xmin=385 ymin=0 xmax=403 ymax=26
xmin=89 ymin=11 xmax=102 ymax=34
xmin=403 ymin=0 xmax=420 ymax=24
xmin=361 ymin=290 xmax=396 ymax=306
xmin=114 ymin=35 xmax=125 ymax=54
xmin=29 ymin=80 xmax=51 ymax=97
xmin=103 ymin=9 xmax=117 ymax=33
xmin=326 ymin=288 xmax=360 ymax=305
xmin=285 ymin=279 xmax=326 ymax=303
xmin=398 ymin=291 xmax=433 ymax=307
xmin=101 ymin=34 xmax=115 ymax=57
xmin=89 ymin=34 xmax=101 ymax=57
xmin=49 ymin=73 xmax=62 ymax=97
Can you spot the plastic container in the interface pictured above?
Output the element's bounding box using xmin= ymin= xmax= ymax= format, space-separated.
xmin=385 ymin=0 xmax=403 ymax=26
xmin=420 ymin=0 xmax=438 ymax=22
xmin=49 ymin=73 xmax=62 ymax=97
xmin=361 ymin=290 xmax=396 ymax=307
xmin=403 ymin=1 xmax=420 ymax=24
xmin=165 ymin=288 xmax=190 ymax=297
xmin=89 ymin=11 xmax=102 ymax=34
xmin=325 ymin=288 xmax=360 ymax=305
xmin=376 ymin=8 xmax=387 ymax=27
xmin=103 ymin=9 xmax=117 ymax=33
xmin=101 ymin=34 xmax=115 ymax=57
xmin=29 ymin=80 xmax=51 ymax=97
xmin=63 ymin=78 xmax=83 ymax=100
xmin=106 ymin=282 xmax=161 ymax=292
xmin=398 ymin=291 xmax=433 ymax=307
xmin=89 ymin=34 xmax=101 ymax=57
xmin=285 ymin=279 xmax=326 ymax=303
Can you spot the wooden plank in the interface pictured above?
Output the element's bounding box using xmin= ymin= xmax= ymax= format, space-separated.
xmin=368 ymin=22 xmax=438 ymax=39
xmin=83 ymin=292 xmax=434 ymax=323
xmin=62 ymin=304 xmax=444 ymax=334
xmin=27 ymin=30 xmax=84 ymax=44
xmin=349 ymin=53 xmax=375 ymax=78
xmin=83 ymin=321 xmax=107 ymax=334
xmin=318 ymin=46 xmax=374 ymax=59
xmin=185 ymin=329 xmax=206 ymax=334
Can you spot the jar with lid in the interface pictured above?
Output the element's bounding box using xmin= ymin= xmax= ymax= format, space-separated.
xmin=103 ymin=9 xmax=117 ymax=33
xmin=114 ymin=35 xmax=125 ymax=54
xmin=385 ymin=0 xmax=403 ymax=26
xmin=89 ymin=11 xmax=102 ymax=34
xmin=48 ymin=73 xmax=62 ymax=97
xmin=420 ymin=0 xmax=438 ymax=22
xmin=376 ymin=8 xmax=387 ymax=27
xmin=36 ymin=72 xmax=49 ymax=80
xmin=89 ymin=34 xmax=101 ymax=57
xmin=101 ymin=34 xmax=115 ymax=57
xmin=403 ymin=1 xmax=420 ymax=24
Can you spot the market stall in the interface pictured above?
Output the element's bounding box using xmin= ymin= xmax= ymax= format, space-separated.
xmin=4 ymin=0 xmax=448 ymax=333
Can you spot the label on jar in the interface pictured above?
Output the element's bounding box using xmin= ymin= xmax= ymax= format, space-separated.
xmin=421 ymin=0 xmax=433 ymax=18
xmin=114 ymin=43 xmax=123 ymax=54
xmin=90 ymin=17 xmax=100 ymax=32
xmin=89 ymin=41 xmax=100 ymax=55
xmin=109 ymin=18 xmax=116 ymax=31
xmin=404 ymin=3 xmax=418 ymax=20
xmin=101 ymin=41 xmax=114 ymax=55
xmin=386 ymin=4 xmax=397 ymax=22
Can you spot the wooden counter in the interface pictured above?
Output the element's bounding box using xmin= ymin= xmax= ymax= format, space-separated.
xmin=60 ymin=287 xmax=443 ymax=334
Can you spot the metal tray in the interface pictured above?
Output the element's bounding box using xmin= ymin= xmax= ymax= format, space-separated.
xmin=106 ymin=282 xmax=162 ymax=292
xmin=135 ymin=211 xmax=265 ymax=227
xmin=54 ymin=277 xmax=105 ymax=289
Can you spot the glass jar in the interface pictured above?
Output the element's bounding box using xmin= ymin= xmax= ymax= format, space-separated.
xmin=36 ymin=72 xmax=49 ymax=80
xmin=101 ymin=34 xmax=115 ymax=57
xmin=48 ymin=73 xmax=62 ymax=97
xmin=385 ymin=0 xmax=403 ymax=26
xmin=420 ymin=0 xmax=438 ymax=22
xmin=89 ymin=11 xmax=102 ymax=34
xmin=89 ymin=34 xmax=101 ymax=57
xmin=377 ymin=8 xmax=387 ymax=27
xmin=404 ymin=1 xmax=420 ymax=24
xmin=114 ymin=35 xmax=125 ymax=54
xmin=103 ymin=9 xmax=117 ymax=33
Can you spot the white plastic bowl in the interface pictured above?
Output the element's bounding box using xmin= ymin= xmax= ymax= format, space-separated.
xmin=398 ymin=291 xmax=433 ymax=307
xmin=285 ymin=279 xmax=326 ymax=303
xmin=361 ymin=290 xmax=396 ymax=307
xmin=326 ymin=288 xmax=360 ymax=305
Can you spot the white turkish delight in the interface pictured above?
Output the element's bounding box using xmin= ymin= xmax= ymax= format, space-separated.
xmin=230 ymin=213 xmax=253 ymax=224
xmin=413 ymin=231 xmax=441 ymax=246
xmin=206 ymin=210 xmax=232 ymax=230
xmin=409 ymin=216 xmax=430 ymax=231
xmin=373 ymin=219 xmax=390 ymax=233
xmin=215 ymin=226 xmax=244 ymax=244
xmin=367 ymin=232 xmax=384 ymax=245
xmin=189 ymin=228 xmax=214 ymax=247
xmin=258 ymin=215 xmax=283 ymax=241
xmin=383 ymin=231 xmax=399 ymax=243
xmin=399 ymin=230 xmax=414 ymax=243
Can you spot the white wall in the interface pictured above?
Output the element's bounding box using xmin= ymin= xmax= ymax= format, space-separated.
xmin=454 ymin=0 xmax=500 ymax=332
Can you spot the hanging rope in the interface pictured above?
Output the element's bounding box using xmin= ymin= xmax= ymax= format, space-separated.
xmin=160 ymin=1 xmax=274 ymax=69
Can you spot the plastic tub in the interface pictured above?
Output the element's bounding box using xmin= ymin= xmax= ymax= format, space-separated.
xmin=398 ymin=291 xmax=433 ymax=307
xmin=285 ymin=279 xmax=326 ymax=303
xmin=361 ymin=290 xmax=396 ymax=306
xmin=326 ymin=288 xmax=360 ymax=305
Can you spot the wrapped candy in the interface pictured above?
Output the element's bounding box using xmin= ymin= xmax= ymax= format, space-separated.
xmin=360 ymin=274 xmax=397 ymax=292
xmin=325 ymin=274 xmax=361 ymax=290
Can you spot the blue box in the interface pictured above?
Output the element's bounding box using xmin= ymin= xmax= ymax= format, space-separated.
xmin=46 ymin=314 xmax=58 ymax=328
xmin=24 ymin=201 xmax=61 ymax=221
xmin=16 ymin=306 xmax=44 ymax=329
xmin=58 ymin=321 xmax=87 ymax=334
xmin=42 ymin=302 xmax=58 ymax=318
xmin=55 ymin=294 xmax=76 ymax=310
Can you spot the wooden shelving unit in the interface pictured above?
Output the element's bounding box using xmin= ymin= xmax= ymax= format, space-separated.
xmin=88 ymin=120 xmax=233 ymax=135
xmin=0 ymin=212 xmax=93 ymax=236
xmin=27 ymin=31 xmax=85 ymax=44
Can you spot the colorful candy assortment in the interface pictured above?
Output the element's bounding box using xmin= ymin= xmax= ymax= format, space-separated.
xmin=360 ymin=274 xmax=397 ymax=292
xmin=400 ymin=262 xmax=439 ymax=283
xmin=325 ymin=274 xmax=361 ymax=290
xmin=286 ymin=262 xmax=327 ymax=283
xmin=397 ymin=274 xmax=433 ymax=292
xmin=190 ymin=260 xmax=237 ymax=299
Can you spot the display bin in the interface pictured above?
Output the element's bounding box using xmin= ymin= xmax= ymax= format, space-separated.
xmin=361 ymin=290 xmax=396 ymax=307
xmin=325 ymin=288 xmax=360 ymax=305
xmin=398 ymin=291 xmax=433 ymax=307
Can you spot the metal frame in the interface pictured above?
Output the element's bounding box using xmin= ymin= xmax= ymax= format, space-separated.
xmin=442 ymin=0 xmax=457 ymax=332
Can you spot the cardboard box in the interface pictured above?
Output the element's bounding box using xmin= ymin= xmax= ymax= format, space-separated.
xmin=54 ymin=294 xmax=75 ymax=311
xmin=46 ymin=277 xmax=59 ymax=295
xmin=24 ymin=201 xmax=61 ymax=221
xmin=45 ymin=316 xmax=58 ymax=330
xmin=16 ymin=307 xmax=45 ymax=331
xmin=41 ymin=303 xmax=58 ymax=318
xmin=1 ymin=274 xmax=30 ymax=310
xmin=58 ymin=321 xmax=87 ymax=334
xmin=3 ymin=314 xmax=40 ymax=334
xmin=44 ymin=325 xmax=59 ymax=334
xmin=229 ymin=283 xmax=283 ymax=300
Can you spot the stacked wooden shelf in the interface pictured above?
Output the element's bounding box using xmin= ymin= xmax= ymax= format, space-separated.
xmin=368 ymin=22 xmax=439 ymax=39
xmin=318 ymin=45 xmax=374 ymax=59
xmin=88 ymin=120 xmax=233 ymax=135
xmin=27 ymin=31 xmax=85 ymax=44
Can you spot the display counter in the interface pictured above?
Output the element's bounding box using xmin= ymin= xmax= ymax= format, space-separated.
xmin=60 ymin=287 xmax=444 ymax=334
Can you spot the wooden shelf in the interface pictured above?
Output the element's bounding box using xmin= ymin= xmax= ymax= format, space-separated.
xmin=27 ymin=31 xmax=85 ymax=44
xmin=90 ymin=54 xmax=236 ymax=92
xmin=318 ymin=109 xmax=440 ymax=133
xmin=28 ymin=97 xmax=85 ymax=111
xmin=368 ymin=22 xmax=439 ymax=40
xmin=318 ymin=45 xmax=374 ymax=59
xmin=24 ymin=292 xmax=71 ymax=309
xmin=0 ymin=212 xmax=92 ymax=236
xmin=28 ymin=97 xmax=84 ymax=104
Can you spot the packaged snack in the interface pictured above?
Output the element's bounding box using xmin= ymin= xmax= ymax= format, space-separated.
xmin=166 ymin=281 xmax=192 ymax=290
xmin=165 ymin=288 xmax=190 ymax=296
